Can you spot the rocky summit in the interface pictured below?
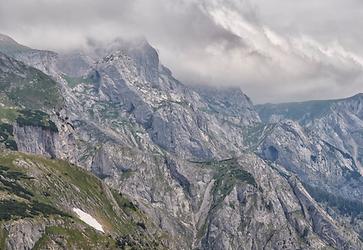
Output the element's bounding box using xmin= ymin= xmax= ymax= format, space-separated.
xmin=0 ymin=34 xmax=362 ymax=249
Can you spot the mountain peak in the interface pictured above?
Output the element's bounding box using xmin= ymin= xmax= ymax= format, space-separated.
xmin=0 ymin=33 xmax=31 ymax=56
xmin=1 ymin=33 xmax=363 ymax=249
xmin=192 ymin=85 xmax=261 ymax=125
xmin=0 ymin=33 xmax=17 ymax=43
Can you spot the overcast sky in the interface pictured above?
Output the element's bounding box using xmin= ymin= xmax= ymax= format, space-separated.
xmin=0 ymin=0 xmax=363 ymax=103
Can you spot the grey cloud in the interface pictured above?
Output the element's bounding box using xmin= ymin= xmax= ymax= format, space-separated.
xmin=0 ymin=0 xmax=362 ymax=103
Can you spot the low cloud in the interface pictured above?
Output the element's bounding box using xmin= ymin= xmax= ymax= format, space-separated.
xmin=0 ymin=0 xmax=362 ymax=103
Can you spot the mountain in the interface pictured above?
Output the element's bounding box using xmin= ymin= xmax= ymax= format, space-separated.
xmin=0 ymin=33 xmax=362 ymax=249
xmin=0 ymin=34 xmax=32 ymax=56
xmin=256 ymin=94 xmax=363 ymax=238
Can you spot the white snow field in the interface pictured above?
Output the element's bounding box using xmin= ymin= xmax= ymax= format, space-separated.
xmin=72 ymin=208 xmax=105 ymax=232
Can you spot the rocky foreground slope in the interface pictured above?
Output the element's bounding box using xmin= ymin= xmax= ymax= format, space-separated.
xmin=0 ymin=151 xmax=166 ymax=249
xmin=0 ymin=33 xmax=362 ymax=249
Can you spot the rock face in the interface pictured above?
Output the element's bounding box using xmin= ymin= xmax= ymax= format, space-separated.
xmin=256 ymin=95 xmax=363 ymax=239
xmin=194 ymin=156 xmax=360 ymax=250
xmin=1 ymin=34 xmax=362 ymax=249
xmin=13 ymin=113 xmax=76 ymax=161
xmin=5 ymin=219 xmax=46 ymax=250
xmin=192 ymin=85 xmax=261 ymax=126
xmin=256 ymin=119 xmax=362 ymax=200
xmin=14 ymin=124 xmax=59 ymax=158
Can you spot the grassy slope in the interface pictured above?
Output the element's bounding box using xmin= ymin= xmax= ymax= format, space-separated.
xmin=1 ymin=66 xmax=62 ymax=110
xmin=0 ymin=54 xmax=62 ymax=110
xmin=256 ymin=93 xmax=362 ymax=123
xmin=256 ymin=99 xmax=335 ymax=123
xmin=0 ymin=151 xmax=165 ymax=249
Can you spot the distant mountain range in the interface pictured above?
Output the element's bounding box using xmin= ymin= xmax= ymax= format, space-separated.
xmin=0 ymin=33 xmax=362 ymax=249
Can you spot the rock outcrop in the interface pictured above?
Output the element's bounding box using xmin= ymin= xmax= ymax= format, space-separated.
xmin=256 ymin=95 xmax=363 ymax=239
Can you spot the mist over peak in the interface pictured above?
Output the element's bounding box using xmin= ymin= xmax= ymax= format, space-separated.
xmin=0 ymin=0 xmax=362 ymax=103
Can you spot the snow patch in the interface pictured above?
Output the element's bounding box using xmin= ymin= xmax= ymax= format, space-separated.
xmin=73 ymin=208 xmax=104 ymax=232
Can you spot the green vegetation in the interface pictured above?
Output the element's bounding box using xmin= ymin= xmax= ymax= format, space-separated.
xmin=205 ymin=159 xmax=256 ymax=210
xmin=96 ymin=101 xmax=123 ymax=120
xmin=0 ymin=164 xmax=33 ymax=199
xmin=0 ymin=200 xmax=28 ymax=221
xmin=243 ymin=123 xmax=276 ymax=149
xmin=113 ymin=192 xmax=138 ymax=212
xmin=0 ymin=200 xmax=67 ymax=221
xmin=3 ymin=139 xmax=17 ymax=151
xmin=0 ymin=107 xmax=58 ymax=151
xmin=0 ymin=108 xmax=59 ymax=134
xmin=0 ymin=108 xmax=19 ymax=123
xmin=16 ymin=109 xmax=58 ymax=132
xmin=0 ymin=123 xmax=17 ymax=150
xmin=0 ymin=123 xmax=13 ymax=137
xmin=256 ymin=99 xmax=335 ymax=123
xmin=194 ymin=158 xmax=257 ymax=239
xmin=63 ymin=74 xmax=94 ymax=88
xmin=33 ymin=225 xmax=116 ymax=250
xmin=303 ymin=183 xmax=363 ymax=218
xmin=154 ymin=100 xmax=190 ymax=112
xmin=196 ymin=158 xmax=256 ymax=189
xmin=0 ymin=163 xmax=67 ymax=221
xmin=0 ymin=152 xmax=165 ymax=249
xmin=0 ymin=223 xmax=7 ymax=250
xmin=0 ymin=57 xmax=62 ymax=110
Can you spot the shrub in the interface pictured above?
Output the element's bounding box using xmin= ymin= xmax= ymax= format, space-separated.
xmin=0 ymin=123 xmax=17 ymax=150
xmin=16 ymin=110 xmax=58 ymax=132
xmin=303 ymin=183 xmax=363 ymax=217
xmin=0 ymin=200 xmax=28 ymax=220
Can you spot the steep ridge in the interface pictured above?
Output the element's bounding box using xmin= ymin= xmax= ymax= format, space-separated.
xmin=0 ymin=45 xmax=168 ymax=249
xmin=0 ymin=34 xmax=362 ymax=249
xmin=0 ymin=52 xmax=62 ymax=110
xmin=0 ymin=34 xmax=58 ymax=78
xmin=256 ymin=95 xmax=363 ymax=239
xmin=64 ymin=40 xmax=261 ymax=160
xmin=2 ymin=38 xmax=258 ymax=160
xmin=0 ymin=34 xmax=32 ymax=56
xmin=192 ymin=85 xmax=260 ymax=126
